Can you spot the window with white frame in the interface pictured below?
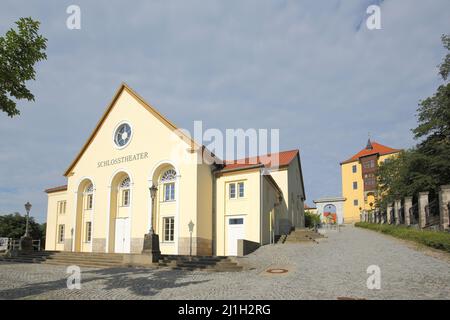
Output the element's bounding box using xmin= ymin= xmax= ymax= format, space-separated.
xmin=120 ymin=177 xmax=130 ymax=206
xmin=58 ymin=224 xmax=65 ymax=243
xmin=163 ymin=217 xmax=175 ymax=242
xmin=229 ymin=182 xmax=245 ymax=199
xmin=161 ymin=169 xmax=176 ymax=202
xmin=85 ymin=221 xmax=92 ymax=243
xmin=238 ymin=182 xmax=245 ymax=198
xmin=164 ymin=183 xmax=175 ymax=201
xmin=85 ymin=183 xmax=93 ymax=210
xmin=229 ymin=183 xmax=236 ymax=199
xmin=57 ymin=200 xmax=66 ymax=214
xmin=122 ymin=189 xmax=130 ymax=206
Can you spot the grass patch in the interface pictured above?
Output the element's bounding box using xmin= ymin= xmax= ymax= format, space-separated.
xmin=355 ymin=222 xmax=450 ymax=253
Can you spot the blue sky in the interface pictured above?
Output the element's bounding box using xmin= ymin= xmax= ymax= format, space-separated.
xmin=0 ymin=0 xmax=449 ymax=223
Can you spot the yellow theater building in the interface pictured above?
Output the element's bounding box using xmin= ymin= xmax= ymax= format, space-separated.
xmin=45 ymin=83 xmax=306 ymax=256
xmin=340 ymin=140 xmax=401 ymax=223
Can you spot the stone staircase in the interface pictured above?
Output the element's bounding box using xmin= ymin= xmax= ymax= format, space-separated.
xmin=282 ymin=228 xmax=324 ymax=243
xmin=0 ymin=251 xmax=243 ymax=272
xmin=0 ymin=251 xmax=126 ymax=268
xmin=158 ymin=255 xmax=242 ymax=272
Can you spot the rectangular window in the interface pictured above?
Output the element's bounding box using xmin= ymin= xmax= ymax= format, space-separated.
xmin=238 ymin=182 xmax=245 ymax=198
xmin=352 ymin=165 xmax=357 ymax=173
xmin=122 ymin=189 xmax=130 ymax=206
xmin=163 ymin=217 xmax=175 ymax=242
xmin=353 ymin=181 xmax=358 ymax=190
xmin=58 ymin=224 xmax=65 ymax=243
xmin=354 ymin=199 xmax=359 ymax=206
xmin=229 ymin=218 xmax=244 ymax=225
xmin=229 ymin=183 xmax=236 ymax=199
xmin=57 ymin=201 xmax=66 ymax=214
xmin=86 ymin=194 xmax=93 ymax=210
xmin=164 ymin=183 xmax=175 ymax=201
xmin=85 ymin=222 xmax=92 ymax=243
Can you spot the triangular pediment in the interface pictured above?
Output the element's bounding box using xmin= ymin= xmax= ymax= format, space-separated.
xmin=64 ymin=83 xmax=200 ymax=176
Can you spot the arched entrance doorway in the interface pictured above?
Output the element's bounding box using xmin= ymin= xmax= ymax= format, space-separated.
xmin=108 ymin=171 xmax=132 ymax=253
xmin=150 ymin=163 xmax=179 ymax=255
xmin=323 ymin=204 xmax=337 ymax=224
xmin=75 ymin=179 xmax=94 ymax=252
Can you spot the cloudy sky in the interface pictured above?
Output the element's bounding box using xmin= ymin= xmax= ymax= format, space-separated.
xmin=1 ymin=0 xmax=449 ymax=222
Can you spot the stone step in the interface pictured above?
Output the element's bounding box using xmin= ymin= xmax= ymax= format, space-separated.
xmin=33 ymin=252 xmax=125 ymax=258
xmin=41 ymin=260 xmax=124 ymax=268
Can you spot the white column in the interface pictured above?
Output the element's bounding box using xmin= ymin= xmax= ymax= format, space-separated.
xmin=418 ymin=192 xmax=429 ymax=229
xmin=394 ymin=199 xmax=401 ymax=225
xmin=439 ymin=185 xmax=450 ymax=231
xmin=404 ymin=197 xmax=412 ymax=226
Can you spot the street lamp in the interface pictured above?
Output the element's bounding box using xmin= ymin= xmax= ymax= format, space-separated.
xmin=20 ymin=201 xmax=33 ymax=251
xmin=24 ymin=201 xmax=32 ymax=237
xmin=188 ymin=220 xmax=194 ymax=257
xmin=149 ymin=184 xmax=158 ymax=235
xmin=142 ymin=184 xmax=161 ymax=262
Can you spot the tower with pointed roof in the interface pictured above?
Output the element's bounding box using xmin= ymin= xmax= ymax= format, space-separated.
xmin=340 ymin=140 xmax=401 ymax=223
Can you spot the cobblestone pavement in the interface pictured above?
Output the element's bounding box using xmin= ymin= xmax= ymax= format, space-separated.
xmin=0 ymin=226 xmax=449 ymax=300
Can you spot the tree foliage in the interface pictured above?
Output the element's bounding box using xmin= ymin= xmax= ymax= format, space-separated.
xmin=377 ymin=34 xmax=450 ymax=205
xmin=0 ymin=17 xmax=47 ymax=117
xmin=0 ymin=212 xmax=45 ymax=242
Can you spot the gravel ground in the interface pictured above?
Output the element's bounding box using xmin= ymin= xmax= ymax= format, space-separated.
xmin=0 ymin=226 xmax=449 ymax=300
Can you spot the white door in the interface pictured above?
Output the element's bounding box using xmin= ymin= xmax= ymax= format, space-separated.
xmin=227 ymin=217 xmax=245 ymax=256
xmin=115 ymin=218 xmax=130 ymax=253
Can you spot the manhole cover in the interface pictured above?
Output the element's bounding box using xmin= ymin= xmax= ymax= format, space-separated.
xmin=266 ymin=268 xmax=289 ymax=274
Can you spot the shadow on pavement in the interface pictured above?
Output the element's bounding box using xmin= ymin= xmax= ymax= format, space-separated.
xmin=0 ymin=265 xmax=210 ymax=299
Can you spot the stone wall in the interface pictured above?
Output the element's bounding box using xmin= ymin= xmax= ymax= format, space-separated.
xmin=178 ymin=237 xmax=212 ymax=256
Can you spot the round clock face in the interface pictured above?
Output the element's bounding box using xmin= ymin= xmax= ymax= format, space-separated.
xmin=114 ymin=123 xmax=132 ymax=148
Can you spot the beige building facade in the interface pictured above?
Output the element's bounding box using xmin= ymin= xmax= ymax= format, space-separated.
xmin=45 ymin=84 xmax=306 ymax=256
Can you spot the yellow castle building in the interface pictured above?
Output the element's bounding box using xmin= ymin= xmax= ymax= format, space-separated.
xmin=340 ymin=140 xmax=401 ymax=223
xmin=44 ymin=83 xmax=306 ymax=256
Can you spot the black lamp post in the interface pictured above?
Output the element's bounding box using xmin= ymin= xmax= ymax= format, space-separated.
xmin=20 ymin=201 xmax=33 ymax=251
xmin=142 ymin=184 xmax=161 ymax=262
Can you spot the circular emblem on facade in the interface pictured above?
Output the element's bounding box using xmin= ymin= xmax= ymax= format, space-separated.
xmin=114 ymin=122 xmax=132 ymax=148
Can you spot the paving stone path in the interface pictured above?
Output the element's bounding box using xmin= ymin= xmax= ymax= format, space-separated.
xmin=0 ymin=226 xmax=449 ymax=299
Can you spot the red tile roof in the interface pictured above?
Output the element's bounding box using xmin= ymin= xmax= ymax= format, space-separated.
xmin=222 ymin=149 xmax=299 ymax=171
xmin=45 ymin=185 xmax=68 ymax=193
xmin=341 ymin=141 xmax=400 ymax=164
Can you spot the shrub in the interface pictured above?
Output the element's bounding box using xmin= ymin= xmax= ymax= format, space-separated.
xmin=305 ymin=210 xmax=321 ymax=228
xmin=355 ymin=222 xmax=450 ymax=253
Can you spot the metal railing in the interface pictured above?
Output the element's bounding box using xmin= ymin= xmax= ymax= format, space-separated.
xmin=399 ymin=206 xmax=405 ymax=224
xmin=389 ymin=208 xmax=395 ymax=224
xmin=425 ymin=199 xmax=440 ymax=228
xmin=1 ymin=238 xmax=41 ymax=251
xmin=409 ymin=203 xmax=417 ymax=225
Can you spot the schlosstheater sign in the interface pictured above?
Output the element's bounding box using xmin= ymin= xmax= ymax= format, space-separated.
xmin=97 ymin=152 xmax=149 ymax=168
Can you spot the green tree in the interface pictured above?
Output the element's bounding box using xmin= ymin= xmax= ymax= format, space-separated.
xmin=0 ymin=17 xmax=47 ymax=117
xmin=0 ymin=213 xmax=44 ymax=242
xmin=377 ymin=34 xmax=450 ymax=206
xmin=413 ymin=34 xmax=450 ymax=188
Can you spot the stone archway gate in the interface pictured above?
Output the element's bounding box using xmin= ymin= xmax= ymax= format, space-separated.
xmin=313 ymin=197 xmax=346 ymax=225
